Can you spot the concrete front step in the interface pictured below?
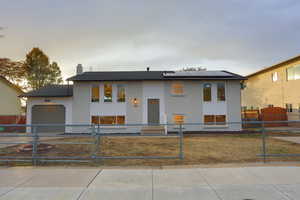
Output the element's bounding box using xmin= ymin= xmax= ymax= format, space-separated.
xmin=141 ymin=126 xmax=166 ymax=135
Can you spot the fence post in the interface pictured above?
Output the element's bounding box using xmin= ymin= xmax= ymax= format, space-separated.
xmin=261 ymin=121 xmax=267 ymax=163
xmin=32 ymin=126 xmax=39 ymax=166
xmin=93 ymin=124 xmax=101 ymax=164
xmin=179 ymin=123 xmax=184 ymax=160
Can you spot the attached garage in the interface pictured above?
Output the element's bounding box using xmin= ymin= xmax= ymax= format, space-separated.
xmin=21 ymin=85 xmax=73 ymax=133
xmin=32 ymin=105 xmax=66 ymax=133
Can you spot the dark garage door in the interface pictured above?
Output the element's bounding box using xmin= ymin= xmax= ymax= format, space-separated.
xmin=32 ymin=105 xmax=66 ymax=133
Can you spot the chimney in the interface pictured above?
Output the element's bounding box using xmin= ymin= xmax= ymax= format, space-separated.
xmin=147 ymin=67 xmax=150 ymax=72
xmin=76 ymin=64 xmax=83 ymax=74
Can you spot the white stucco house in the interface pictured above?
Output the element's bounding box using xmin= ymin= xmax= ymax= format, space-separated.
xmin=22 ymin=68 xmax=246 ymax=133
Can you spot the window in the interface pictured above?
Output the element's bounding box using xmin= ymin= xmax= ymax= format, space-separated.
xmin=91 ymin=85 xmax=99 ymax=102
xmin=100 ymin=116 xmax=116 ymax=124
xmin=298 ymin=103 xmax=300 ymax=113
xmin=287 ymin=68 xmax=294 ymax=81
xmin=216 ymin=115 xmax=226 ymax=125
xmin=173 ymin=114 xmax=185 ymax=124
xmin=104 ymin=84 xmax=112 ymax=102
xmin=286 ymin=104 xmax=293 ymax=113
xmin=272 ymin=72 xmax=278 ymax=82
xmin=117 ymin=84 xmax=126 ymax=102
xmin=287 ymin=65 xmax=300 ymax=81
xmin=217 ymin=83 xmax=225 ymax=101
xmin=204 ymin=115 xmax=214 ymax=125
xmin=171 ymin=82 xmax=184 ymax=95
xmin=91 ymin=116 xmax=99 ymax=124
xmin=242 ymin=106 xmax=247 ymax=112
xmin=116 ymin=116 xmax=125 ymax=124
xmin=204 ymin=115 xmax=226 ymax=125
xmin=203 ymin=83 xmax=212 ymax=102
xmin=91 ymin=116 xmax=125 ymax=124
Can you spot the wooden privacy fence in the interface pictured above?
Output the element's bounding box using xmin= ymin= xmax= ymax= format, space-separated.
xmin=242 ymin=109 xmax=260 ymax=128
xmin=242 ymin=107 xmax=288 ymax=128
xmin=0 ymin=115 xmax=26 ymax=132
xmin=260 ymin=107 xmax=287 ymax=127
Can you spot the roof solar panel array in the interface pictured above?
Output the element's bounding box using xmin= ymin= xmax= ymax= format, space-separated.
xmin=163 ymin=71 xmax=233 ymax=77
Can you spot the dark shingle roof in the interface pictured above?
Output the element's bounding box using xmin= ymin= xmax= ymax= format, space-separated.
xmin=21 ymin=85 xmax=73 ymax=97
xmin=67 ymin=71 xmax=168 ymax=81
xmin=67 ymin=70 xmax=245 ymax=81
xmin=22 ymin=71 xmax=245 ymax=98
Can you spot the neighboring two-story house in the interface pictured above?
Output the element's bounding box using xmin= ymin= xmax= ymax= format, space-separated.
xmin=242 ymin=55 xmax=300 ymax=120
xmin=22 ymin=68 xmax=245 ymax=133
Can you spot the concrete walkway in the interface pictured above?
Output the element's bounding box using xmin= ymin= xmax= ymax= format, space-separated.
xmin=0 ymin=166 xmax=300 ymax=199
xmin=274 ymin=136 xmax=300 ymax=144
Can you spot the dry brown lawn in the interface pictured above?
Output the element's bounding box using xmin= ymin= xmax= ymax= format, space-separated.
xmin=1 ymin=134 xmax=300 ymax=166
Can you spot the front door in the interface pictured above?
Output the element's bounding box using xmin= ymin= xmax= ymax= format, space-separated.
xmin=147 ymin=99 xmax=160 ymax=125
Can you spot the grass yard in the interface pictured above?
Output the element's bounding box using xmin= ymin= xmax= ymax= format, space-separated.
xmin=1 ymin=134 xmax=300 ymax=166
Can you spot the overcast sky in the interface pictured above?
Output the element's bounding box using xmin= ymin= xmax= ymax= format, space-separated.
xmin=0 ymin=0 xmax=300 ymax=79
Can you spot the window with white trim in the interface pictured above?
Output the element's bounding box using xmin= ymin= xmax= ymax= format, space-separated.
xmin=272 ymin=72 xmax=278 ymax=82
xmin=217 ymin=82 xmax=226 ymax=101
xmin=104 ymin=84 xmax=112 ymax=102
xmin=287 ymin=65 xmax=300 ymax=81
xmin=204 ymin=115 xmax=226 ymax=125
xmin=203 ymin=83 xmax=212 ymax=102
xmin=286 ymin=104 xmax=293 ymax=113
xmin=117 ymin=84 xmax=126 ymax=102
xmin=91 ymin=116 xmax=125 ymax=125
xmin=91 ymin=85 xmax=99 ymax=102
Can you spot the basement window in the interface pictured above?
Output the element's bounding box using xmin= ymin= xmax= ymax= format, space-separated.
xmin=204 ymin=115 xmax=226 ymax=125
xmin=91 ymin=116 xmax=125 ymax=125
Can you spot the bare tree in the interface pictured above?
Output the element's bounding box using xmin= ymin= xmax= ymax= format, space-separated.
xmin=0 ymin=58 xmax=26 ymax=88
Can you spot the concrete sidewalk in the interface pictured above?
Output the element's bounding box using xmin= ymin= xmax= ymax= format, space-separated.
xmin=0 ymin=166 xmax=300 ymax=199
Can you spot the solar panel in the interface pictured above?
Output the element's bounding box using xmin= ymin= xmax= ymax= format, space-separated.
xmin=163 ymin=71 xmax=233 ymax=77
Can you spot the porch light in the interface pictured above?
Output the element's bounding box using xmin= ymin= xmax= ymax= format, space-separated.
xmin=131 ymin=98 xmax=140 ymax=107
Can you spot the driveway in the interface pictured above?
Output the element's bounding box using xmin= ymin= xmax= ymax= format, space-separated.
xmin=0 ymin=166 xmax=300 ymax=199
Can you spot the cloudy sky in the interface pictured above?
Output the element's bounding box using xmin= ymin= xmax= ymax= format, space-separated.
xmin=0 ymin=0 xmax=300 ymax=79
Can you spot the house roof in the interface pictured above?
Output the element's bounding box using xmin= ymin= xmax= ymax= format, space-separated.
xmin=21 ymin=85 xmax=73 ymax=97
xmin=67 ymin=70 xmax=246 ymax=81
xmin=22 ymin=71 xmax=245 ymax=98
xmin=0 ymin=76 xmax=23 ymax=94
xmin=247 ymin=55 xmax=300 ymax=78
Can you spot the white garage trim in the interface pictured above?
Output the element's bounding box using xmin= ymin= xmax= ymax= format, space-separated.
xmin=26 ymin=97 xmax=72 ymax=132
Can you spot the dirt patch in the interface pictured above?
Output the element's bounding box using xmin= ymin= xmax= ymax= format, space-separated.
xmin=1 ymin=134 xmax=300 ymax=166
